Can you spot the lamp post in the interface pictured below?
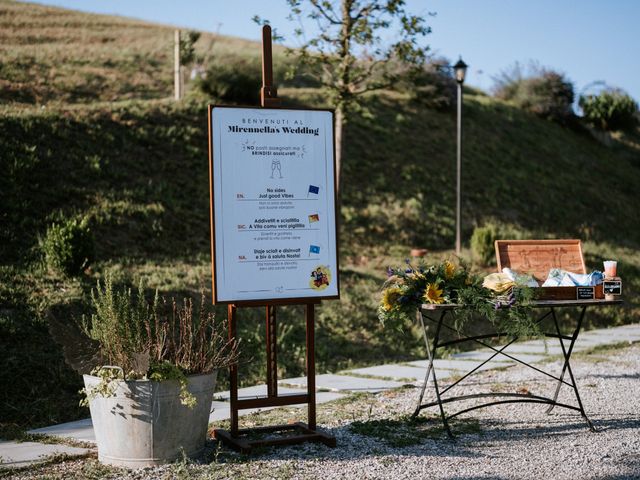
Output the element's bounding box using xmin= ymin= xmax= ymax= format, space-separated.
xmin=453 ymin=57 xmax=468 ymax=256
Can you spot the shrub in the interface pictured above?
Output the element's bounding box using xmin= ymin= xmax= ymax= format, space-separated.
xmin=579 ymin=88 xmax=638 ymax=131
xmin=471 ymin=222 xmax=527 ymax=266
xmin=195 ymin=58 xmax=260 ymax=105
xmin=471 ymin=223 xmax=499 ymax=265
xmin=398 ymin=62 xmax=456 ymax=111
xmin=494 ymin=63 xmax=575 ymax=122
xmin=80 ymin=276 xmax=238 ymax=407
xmin=42 ymin=217 xmax=95 ymax=276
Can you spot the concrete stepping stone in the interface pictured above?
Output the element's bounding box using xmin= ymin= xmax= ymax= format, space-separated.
xmin=29 ymin=418 xmax=95 ymax=444
xmin=408 ymin=358 xmax=514 ymax=372
xmin=215 ymin=384 xmax=306 ymax=401
xmin=613 ymin=325 xmax=640 ymax=336
xmin=345 ymin=364 xmax=438 ymax=383
xmin=209 ymin=391 xmax=345 ymax=422
xmin=280 ymin=374 xmax=405 ymax=393
xmin=452 ymin=350 xmax=547 ymax=363
xmin=0 ymin=440 xmax=92 ymax=469
xmin=499 ymin=341 xmax=567 ymax=356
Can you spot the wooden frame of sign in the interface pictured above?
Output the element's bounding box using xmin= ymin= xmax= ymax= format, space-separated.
xmin=208 ymin=26 xmax=338 ymax=453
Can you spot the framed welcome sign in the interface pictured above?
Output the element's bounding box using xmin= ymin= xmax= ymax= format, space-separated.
xmin=208 ymin=105 xmax=340 ymax=304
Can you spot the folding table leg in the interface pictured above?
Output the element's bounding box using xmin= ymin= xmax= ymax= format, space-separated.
xmin=412 ymin=310 xmax=453 ymax=437
xmin=546 ymin=307 xmax=595 ymax=431
xmin=547 ymin=306 xmax=583 ymax=412
xmin=413 ymin=309 xmax=433 ymax=417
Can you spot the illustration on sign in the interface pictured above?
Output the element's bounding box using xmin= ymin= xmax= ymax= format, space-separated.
xmin=209 ymin=106 xmax=339 ymax=303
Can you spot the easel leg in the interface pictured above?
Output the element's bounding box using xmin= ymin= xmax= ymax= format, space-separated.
xmin=306 ymin=302 xmax=317 ymax=430
xmin=266 ymin=305 xmax=278 ymax=398
xmin=228 ymin=304 xmax=239 ymax=437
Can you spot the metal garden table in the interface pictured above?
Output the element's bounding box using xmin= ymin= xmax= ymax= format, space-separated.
xmin=412 ymin=299 xmax=623 ymax=437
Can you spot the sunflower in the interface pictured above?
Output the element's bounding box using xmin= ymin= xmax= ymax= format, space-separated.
xmin=444 ymin=260 xmax=456 ymax=279
xmin=424 ymin=282 xmax=444 ymax=304
xmin=381 ymin=286 xmax=402 ymax=311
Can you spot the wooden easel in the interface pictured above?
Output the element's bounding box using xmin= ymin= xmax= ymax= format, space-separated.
xmin=212 ymin=26 xmax=336 ymax=454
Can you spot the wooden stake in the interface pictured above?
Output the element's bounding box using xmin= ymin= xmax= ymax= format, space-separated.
xmin=174 ymin=29 xmax=182 ymax=100
xmin=260 ymin=25 xmax=280 ymax=108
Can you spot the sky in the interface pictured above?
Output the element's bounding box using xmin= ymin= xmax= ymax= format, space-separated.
xmin=30 ymin=0 xmax=640 ymax=102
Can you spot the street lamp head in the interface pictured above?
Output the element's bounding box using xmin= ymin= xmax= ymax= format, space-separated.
xmin=453 ymin=57 xmax=468 ymax=84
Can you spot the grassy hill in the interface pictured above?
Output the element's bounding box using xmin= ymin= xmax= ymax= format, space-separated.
xmin=1 ymin=0 xmax=639 ymax=435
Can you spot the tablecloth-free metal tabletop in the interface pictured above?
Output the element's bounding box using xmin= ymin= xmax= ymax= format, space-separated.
xmin=413 ymin=299 xmax=623 ymax=437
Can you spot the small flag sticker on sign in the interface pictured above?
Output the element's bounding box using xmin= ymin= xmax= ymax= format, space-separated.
xmin=309 ymin=245 xmax=321 ymax=255
xmin=308 ymin=214 xmax=320 ymax=223
xmin=307 ymin=185 xmax=320 ymax=197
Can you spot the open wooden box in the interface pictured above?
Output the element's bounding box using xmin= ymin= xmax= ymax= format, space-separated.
xmin=494 ymin=239 xmax=604 ymax=300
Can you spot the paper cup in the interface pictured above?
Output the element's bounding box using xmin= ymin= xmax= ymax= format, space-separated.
xmin=603 ymin=260 xmax=617 ymax=278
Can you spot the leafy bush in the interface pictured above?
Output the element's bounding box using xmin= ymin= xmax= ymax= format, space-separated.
xmin=397 ymin=61 xmax=456 ymax=111
xmin=42 ymin=217 xmax=95 ymax=276
xmin=493 ymin=63 xmax=575 ymax=122
xmin=179 ymin=30 xmax=201 ymax=65
xmin=195 ymin=58 xmax=260 ymax=105
xmin=82 ymin=276 xmax=238 ymax=406
xmin=579 ymin=88 xmax=638 ymax=131
xmin=84 ymin=276 xmax=237 ymax=377
xmin=471 ymin=224 xmax=499 ymax=265
xmin=471 ymin=221 xmax=528 ymax=266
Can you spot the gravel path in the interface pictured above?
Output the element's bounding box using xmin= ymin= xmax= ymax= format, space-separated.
xmin=4 ymin=343 xmax=639 ymax=480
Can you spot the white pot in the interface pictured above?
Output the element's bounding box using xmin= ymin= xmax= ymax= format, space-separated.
xmin=83 ymin=371 xmax=217 ymax=468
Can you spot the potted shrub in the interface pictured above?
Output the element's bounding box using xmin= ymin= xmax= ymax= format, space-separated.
xmin=79 ymin=276 xmax=237 ymax=468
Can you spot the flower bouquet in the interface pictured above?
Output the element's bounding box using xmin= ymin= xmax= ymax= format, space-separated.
xmin=378 ymin=259 xmax=537 ymax=336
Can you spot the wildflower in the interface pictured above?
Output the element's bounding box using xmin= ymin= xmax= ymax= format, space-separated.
xmin=424 ymin=283 xmax=444 ymax=304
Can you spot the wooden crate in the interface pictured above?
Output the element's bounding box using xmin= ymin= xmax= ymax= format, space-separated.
xmin=494 ymin=239 xmax=603 ymax=300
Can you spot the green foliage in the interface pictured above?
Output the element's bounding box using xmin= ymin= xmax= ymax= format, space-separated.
xmin=195 ymin=58 xmax=260 ymax=105
xmin=88 ymin=278 xmax=238 ymax=377
xmin=379 ymin=259 xmax=539 ymax=336
xmin=179 ymin=30 xmax=201 ymax=66
xmin=350 ymin=414 xmax=436 ymax=446
xmin=42 ymin=217 xmax=95 ymax=277
xmin=579 ymin=88 xmax=638 ymax=132
xmin=81 ymin=275 xmax=237 ymax=405
xmin=83 ymin=276 xmax=155 ymax=375
xmin=470 ymin=224 xmax=498 ymax=266
xmin=397 ymin=60 xmax=456 ymax=110
xmin=268 ymin=0 xmax=431 ymax=111
xmin=149 ymin=361 xmax=196 ymax=408
xmin=471 ymin=221 xmax=527 ymax=266
xmin=79 ymin=366 xmax=123 ymax=407
xmin=494 ymin=63 xmax=575 ymax=122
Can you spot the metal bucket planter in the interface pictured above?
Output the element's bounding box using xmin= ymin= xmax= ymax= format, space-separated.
xmin=83 ymin=371 xmax=217 ymax=468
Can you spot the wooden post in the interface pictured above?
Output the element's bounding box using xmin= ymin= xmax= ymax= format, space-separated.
xmin=174 ymin=29 xmax=182 ymax=100
xmin=306 ymin=302 xmax=316 ymax=430
xmin=228 ymin=304 xmax=238 ymax=436
xmin=266 ymin=305 xmax=278 ymax=397
xmin=260 ymin=25 xmax=280 ymax=108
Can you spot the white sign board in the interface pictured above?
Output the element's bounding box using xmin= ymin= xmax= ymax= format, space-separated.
xmin=208 ymin=106 xmax=340 ymax=304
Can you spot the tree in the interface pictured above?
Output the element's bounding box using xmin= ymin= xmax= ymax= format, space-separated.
xmin=579 ymin=87 xmax=638 ymax=132
xmin=257 ymin=0 xmax=431 ymax=193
